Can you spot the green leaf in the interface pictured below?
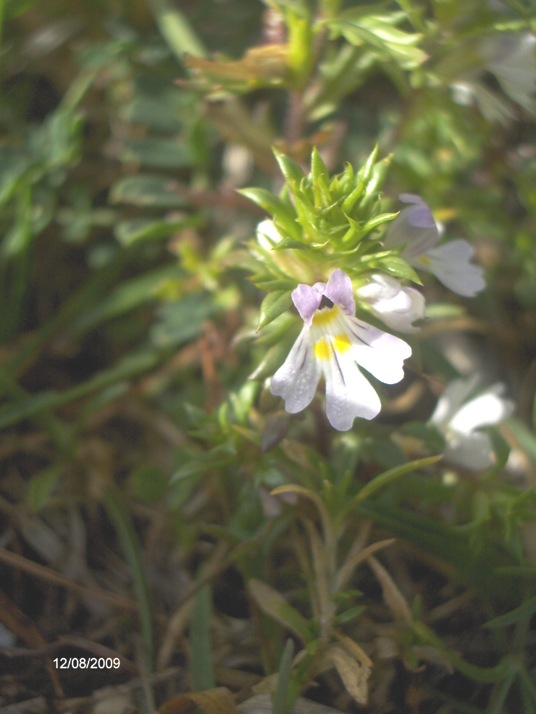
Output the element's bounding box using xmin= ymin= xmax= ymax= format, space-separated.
xmin=190 ymin=585 xmax=215 ymax=690
xmin=484 ymin=596 xmax=536 ymax=629
xmin=331 ymin=14 xmax=427 ymax=69
xmin=249 ymin=342 xmax=291 ymax=382
xmin=0 ymin=148 xmax=29 ymax=205
xmin=327 ymin=3 xmax=394 ymax=23
xmin=27 ymin=466 xmax=62 ymax=511
xmin=120 ymin=138 xmax=194 ymax=170
xmin=351 ymin=456 xmax=443 ymax=505
xmin=275 ymin=237 xmax=310 ymax=249
xmin=257 ymin=290 xmax=292 ymax=331
xmin=274 ymin=149 xmax=306 ymax=185
xmin=341 ymin=180 xmax=365 ymax=214
xmin=149 ymin=0 xmax=207 ymax=63
xmin=110 ymin=175 xmax=187 ymax=208
xmin=361 ymin=211 xmax=399 ymax=234
xmin=239 ymin=187 xmax=295 ymax=223
xmin=412 ymin=621 xmax=514 ymax=685
xmin=104 ymin=487 xmax=154 ymax=671
xmin=358 ymin=144 xmax=380 ymax=185
xmin=249 ymin=578 xmax=312 ymax=643
xmin=150 ymin=293 xmax=216 ymax=348
xmin=0 ymin=349 xmax=165 ymax=429
xmin=172 ymin=445 xmax=237 ymax=481
xmin=128 ymin=465 xmax=168 ymax=503
xmin=123 ymin=75 xmax=184 ymax=132
xmin=336 ymin=605 xmax=366 ymax=624
xmin=272 ymin=639 xmax=296 ymax=714
xmin=114 ymin=215 xmax=202 ymax=246
xmin=375 ymin=254 xmax=422 ymax=283
xmin=310 ymin=147 xmax=329 ymax=185
xmin=509 ymin=418 xmax=536 ymax=467
xmin=70 ymin=264 xmax=182 ymax=336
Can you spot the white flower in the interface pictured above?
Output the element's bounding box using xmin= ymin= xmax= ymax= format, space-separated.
xmin=256 ymin=219 xmax=314 ymax=283
xmin=385 ymin=194 xmax=485 ymax=297
xmin=256 ymin=218 xmax=282 ymax=249
xmin=483 ymin=33 xmax=536 ymax=116
xmin=357 ymin=273 xmax=425 ymax=333
xmin=429 ymin=375 xmax=514 ymax=470
xmin=270 ymin=269 xmax=412 ymax=431
xmin=450 ymin=32 xmax=536 ymax=124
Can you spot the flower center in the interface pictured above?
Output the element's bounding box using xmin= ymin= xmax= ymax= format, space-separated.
xmin=314 ymin=338 xmax=330 ymax=360
xmin=333 ymin=332 xmax=351 ymax=353
xmin=314 ymin=332 xmax=351 ymax=361
xmin=312 ymin=303 xmax=338 ymax=327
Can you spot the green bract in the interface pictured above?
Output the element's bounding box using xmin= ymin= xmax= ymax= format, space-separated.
xmin=241 ymin=146 xmax=420 ymax=331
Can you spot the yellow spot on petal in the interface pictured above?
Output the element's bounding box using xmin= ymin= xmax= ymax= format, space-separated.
xmin=314 ymin=338 xmax=330 ymax=361
xmin=334 ymin=332 xmax=351 ymax=353
xmin=312 ymin=306 xmax=338 ymax=327
xmin=419 ymin=254 xmax=431 ymax=266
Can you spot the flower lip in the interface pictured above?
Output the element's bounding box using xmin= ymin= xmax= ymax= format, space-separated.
xmin=318 ymin=295 xmax=334 ymax=310
xmin=399 ymin=194 xmax=437 ymax=230
xmin=323 ymin=268 xmax=356 ymax=314
xmin=357 ymin=273 xmax=425 ymax=333
xmin=292 ymin=268 xmax=355 ymax=324
xmin=385 ymin=195 xmax=485 ymax=297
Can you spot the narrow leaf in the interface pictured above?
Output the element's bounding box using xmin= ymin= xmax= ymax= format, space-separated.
xmin=484 ymin=596 xmax=536 ymax=629
xmin=249 ymin=579 xmax=311 ymax=642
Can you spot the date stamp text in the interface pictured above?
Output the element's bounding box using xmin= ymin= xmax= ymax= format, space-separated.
xmin=53 ymin=657 xmax=121 ymax=670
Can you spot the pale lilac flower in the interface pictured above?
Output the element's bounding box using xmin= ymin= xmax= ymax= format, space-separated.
xmin=429 ymin=375 xmax=514 ymax=470
xmin=357 ymin=273 xmax=425 ymax=333
xmin=385 ymin=194 xmax=485 ymax=297
xmin=270 ymin=269 xmax=412 ymax=431
xmin=483 ymin=33 xmax=536 ymax=116
xmin=452 ymin=32 xmax=536 ymax=124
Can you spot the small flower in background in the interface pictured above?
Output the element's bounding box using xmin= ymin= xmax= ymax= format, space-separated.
xmin=270 ymin=269 xmax=412 ymax=431
xmin=256 ymin=218 xmax=281 ymax=249
xmin=255 ymin=218 xmax=314 ymax=283
xmin=385 ymin=194 xmax=486 ymax=297
xmin=451 ymin=32 xmax=536 ymax=124
xmin=357 ymin=273 xmax=425 ymax=333
xmin=429 ymin=375 xmax=514 ymax=470
xmin=481 ymin=33 xmax=536 ymax=116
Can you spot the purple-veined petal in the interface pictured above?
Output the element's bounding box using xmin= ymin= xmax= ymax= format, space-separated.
xmin=291 ymin=283 xmax=325 ymax=323
xmin=270 ymin=329 xmax=320 ymax=413
xmin=399 ymin=194 xmax=437 ymax=228
xmin=385 ymin=196 xmax=439 ymax=258
xmin=324 ymin=268 xmax=356 ymax=315
xmin=322 ymin=348 xmax=382 ymax=430
xmin=424 ymin=239 xmax=485 ymax=296
xmin=345 ymin=318 xmax=412 ymax=384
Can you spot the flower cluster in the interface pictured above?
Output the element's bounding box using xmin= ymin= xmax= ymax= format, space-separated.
xmin=256 ymin=179 xmax=488 ymax=432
